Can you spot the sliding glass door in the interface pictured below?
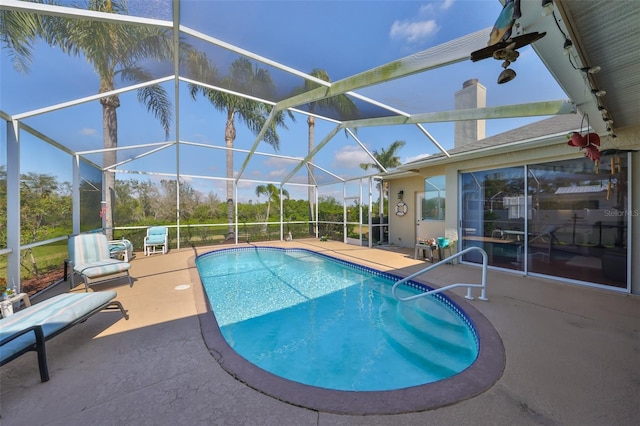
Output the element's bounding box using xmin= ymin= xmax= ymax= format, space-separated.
xmin=527 ymin=155 xmax=628 ymax=288
xmin=459 ymin=154 xmax=630 ymax=289
xmin=460 ymin=167 xmax=525 ymax=272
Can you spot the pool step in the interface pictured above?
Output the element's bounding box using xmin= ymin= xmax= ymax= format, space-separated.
xmin=378 ymin=301 xmax=476 ymax=375
xmin=413 ymin=296 xmax=471 ymax=330
xmin=395 ymin=302 xmax=476 ymax=358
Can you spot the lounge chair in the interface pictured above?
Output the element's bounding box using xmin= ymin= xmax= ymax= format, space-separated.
xmin=68 ymin=233 xmax=133 ymax=292
xmin=109 ymin=238 xmax=134 ymax=262
xmin=0 ymin=291 xmax=128 ymax=382
xmin=144 ymin=226 xmax=168 ymax=256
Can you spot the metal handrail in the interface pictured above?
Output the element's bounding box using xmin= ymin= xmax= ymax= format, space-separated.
xmin=392 ymin=246 xmax=489 ymax=302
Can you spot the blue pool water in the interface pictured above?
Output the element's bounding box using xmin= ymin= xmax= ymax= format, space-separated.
xmin=196 ymin=247 xmax=479 ymax=391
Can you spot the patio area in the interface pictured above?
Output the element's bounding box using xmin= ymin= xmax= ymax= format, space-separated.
xmin=1 ymin=240 xmax=638 ymax=425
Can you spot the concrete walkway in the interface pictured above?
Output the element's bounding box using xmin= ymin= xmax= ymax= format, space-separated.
xmin=1 ymin=240 xmax=638 ymax=425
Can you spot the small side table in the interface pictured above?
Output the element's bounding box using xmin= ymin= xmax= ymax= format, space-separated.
xmin=0 ymin=292 xmax=31 ymax=317
xmin=414 ymin=243 xmax=435 ymax=262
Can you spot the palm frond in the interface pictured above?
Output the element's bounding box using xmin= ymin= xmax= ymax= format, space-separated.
xmin=136 ymin=84 xmax=173 ymax=138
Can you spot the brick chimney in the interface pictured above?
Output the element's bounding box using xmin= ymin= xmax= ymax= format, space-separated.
xmin=454 ymin=79 xmax=486 ymax=148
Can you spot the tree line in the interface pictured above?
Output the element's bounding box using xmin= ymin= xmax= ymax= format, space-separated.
xmin=0 ymin=169 xmax=351 ymax=247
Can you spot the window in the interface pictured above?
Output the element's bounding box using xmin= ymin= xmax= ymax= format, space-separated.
xmin=422 ymin=175 xmax=445 ymax=220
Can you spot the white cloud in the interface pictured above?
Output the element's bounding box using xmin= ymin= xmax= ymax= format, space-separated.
xmin=268 ymin=168 xmax=288 ymax=178
xmin=79 ymin=128 xmax=97 ymax=136
xmin=389 ymin=19 xmax=439 ymax=43
xmin=333 ymin=145 xmax=372 ymax=169
xmin=392 ymin=1 xmax=453 ymax=43
xmin=236 ymin=179 xmax=255 ymax=189
xmin=419 ymin=4 xmax=435 ymax=15
xmin=421 ymin=0 xmax=455 ymax=14
xmin=440 ymin=0 xmax=455 ymax=11
xmin=263 ymin=156 xmax=300 ymax=169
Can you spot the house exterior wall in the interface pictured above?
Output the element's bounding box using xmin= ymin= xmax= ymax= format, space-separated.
xmin=389 ymin=127 xmax=639 ymax=294
xmin=389 ymin=177 xmax=424 ymax=247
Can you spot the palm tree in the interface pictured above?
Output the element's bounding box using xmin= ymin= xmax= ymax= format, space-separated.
xmin=188 ymin=56 xmax=293 ymax=238
xmin=0 ymin=1 xmax=47 ymax=74
xmin=1 ymin=0 xmax=177 ymax=239
xmin=255 ymin=183 xmax=289 ymax=225
xmin=294 ymin=69 xmax=357 ymax=236
xmin=360 ymin=140 xmax=405 ymax=241
xmin=360 ymin=140 xmax=406 ymax=173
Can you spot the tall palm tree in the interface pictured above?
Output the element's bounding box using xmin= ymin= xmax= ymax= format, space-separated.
xmin=360 ymin=140 xmax=406 ymax=235
xmin=255 ymin=183 xmax=289 ymax=224
xmin=1 ymin=0 xmax=177 ymax=239
xmin=294 ymin=69 xmax=357 ymax=236
xmin=188 ymin=56 xmax=293 ymax=237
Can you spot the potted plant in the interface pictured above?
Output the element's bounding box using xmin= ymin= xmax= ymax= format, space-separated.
xmin=0 ymin=277 xmax=7 ymax=299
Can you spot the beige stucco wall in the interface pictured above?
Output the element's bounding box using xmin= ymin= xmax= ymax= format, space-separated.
xmin=389 ymin=175 xmax=426 ymax=246
xmin=389 ymin=126 xmax=639 ymax=294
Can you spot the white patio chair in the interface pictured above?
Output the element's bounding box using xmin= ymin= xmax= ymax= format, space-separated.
xmin=109 ymin=239 xmax=133 ymax=262
xmin=144 ymin=226 xmax=168 ymax=256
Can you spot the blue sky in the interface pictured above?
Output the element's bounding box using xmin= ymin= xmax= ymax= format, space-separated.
xmin=1 ymin=0 xmax=568 ymax=201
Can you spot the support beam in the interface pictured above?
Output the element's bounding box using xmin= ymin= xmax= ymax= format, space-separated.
xmin=276 ymin=27 xmax=491 ymax=111
xmin=6 ymin=120 xmax=21 ymax=292
xmin=341 ymin=100 xmax=576 ymax=128
xmin=236 ymin=108 xmax=278 ymax=183
xmin=281 ymin=125 xmax=342 ymax=184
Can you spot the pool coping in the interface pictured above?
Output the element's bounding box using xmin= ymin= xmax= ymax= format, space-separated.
xmin=190 ymin=247 xmax=506 ymax=415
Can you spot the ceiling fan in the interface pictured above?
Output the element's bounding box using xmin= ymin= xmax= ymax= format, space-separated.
xmin=470 ymin=0 xmax=546 ymax=84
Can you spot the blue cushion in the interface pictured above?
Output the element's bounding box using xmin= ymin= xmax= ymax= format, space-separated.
xmin=148 ymin=227 xmax=166 ymax=236
xmin=0 ymin=292 xmax=116 ymax=362
xmin=74 ymin=260 xmax=130 ymax=278
xmin=109 ymin=240 xmax=132 ymax=254
xmin=145 ymin=236 xmax=166 ymax=245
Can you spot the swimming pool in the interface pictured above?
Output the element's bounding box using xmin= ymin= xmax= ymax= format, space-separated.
xmin=197 ymin=247 xmax=478 ymax=391
xmin=194 ymin=245 xmax=505 ymax=414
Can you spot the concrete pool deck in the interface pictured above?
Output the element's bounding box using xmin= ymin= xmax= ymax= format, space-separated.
xmin=1 ymin=239 xmax=638 ymax=425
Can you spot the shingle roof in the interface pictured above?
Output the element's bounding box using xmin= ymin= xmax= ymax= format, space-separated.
xmin=404 ymin=114 xmax=586 ymax=165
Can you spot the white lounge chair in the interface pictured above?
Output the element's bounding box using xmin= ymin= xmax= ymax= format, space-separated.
xmin=68 ymin=233 xmax=133 ymax=292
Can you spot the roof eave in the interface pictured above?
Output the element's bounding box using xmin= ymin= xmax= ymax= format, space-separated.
xmin=387 ymin=130 xmax=582 ymax=179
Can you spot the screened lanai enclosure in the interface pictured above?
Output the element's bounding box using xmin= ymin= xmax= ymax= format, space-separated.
xmin=2 ymin=0 xmax=613 ymax=294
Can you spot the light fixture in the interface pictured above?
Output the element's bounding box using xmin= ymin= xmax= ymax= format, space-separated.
xmin=498 ymin=68 xmax=516 ymax=84
xmin=397 ymin=190 xmax=404 ymax=200
xmin=580 ymin=66 xmax=601 ymax=74
xmin=541 ymin=0 xmax=554 ymax=16
xmin=591 ymin=89 xmax=606 ymax=97
xmin=597 ymin=105 xmax=607 ymax=114
xmin=563 ymin=39 xmax=573 ymax=55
